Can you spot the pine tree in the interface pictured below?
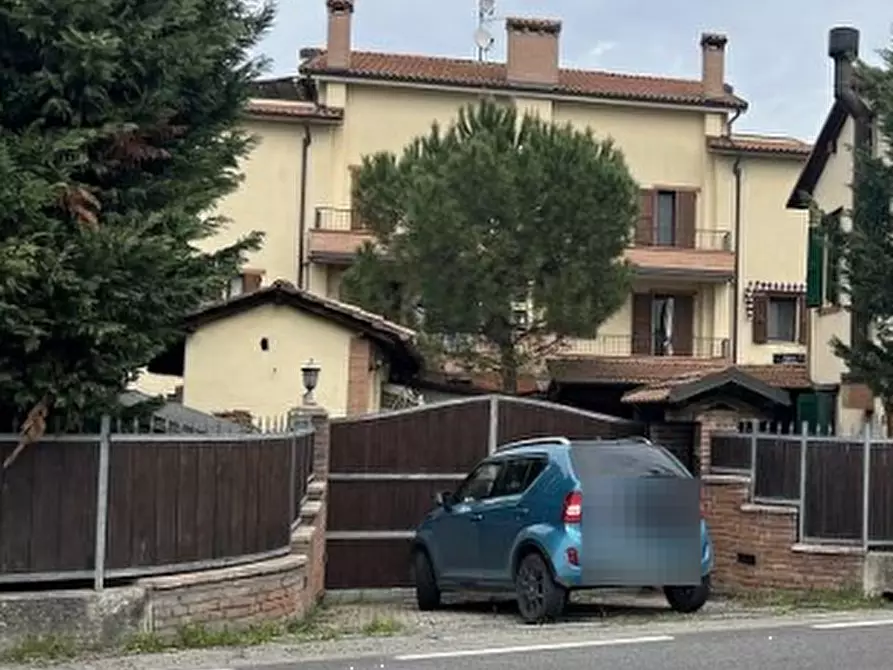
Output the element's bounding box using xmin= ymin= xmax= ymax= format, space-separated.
xmin=0 ymin=0 xmax=272 ymax=456
xmin=342 ymin=99 xmax=638 ymax=393
xmin=825 ymin=42 xmax=893 ymax=425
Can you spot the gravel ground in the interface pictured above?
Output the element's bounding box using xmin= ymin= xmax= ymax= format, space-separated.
xmin=0 ymin=589 xmax=881 ymax=670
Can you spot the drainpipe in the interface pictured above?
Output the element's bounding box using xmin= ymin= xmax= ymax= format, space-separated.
xmin=297 ymin=124 xmax=311 ymax=289
xmin=725 ymin=108 xmax=744 ymax=365
xmin=829 ymin=27 xmax=872 ymax=351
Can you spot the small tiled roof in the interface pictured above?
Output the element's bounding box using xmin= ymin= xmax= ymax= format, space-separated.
xmin=620 ymin=364 xmax=802 ymax=406
xmin=707 ymin=134 xmax=812 ymax=157
xmin=301 ymin=50 xmax=748 ymax=110
xmin=245 ymin=99 xmax=343 ymax=122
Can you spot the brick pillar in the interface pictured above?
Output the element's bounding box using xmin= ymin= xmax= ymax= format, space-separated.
xmin=696 ymin=409 xmax=741 ymax=474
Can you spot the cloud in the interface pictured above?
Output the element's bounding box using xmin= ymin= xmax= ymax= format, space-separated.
xmin=586 ymin=40 xmax=617 ymax=64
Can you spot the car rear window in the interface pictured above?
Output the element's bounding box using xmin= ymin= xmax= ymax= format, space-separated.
xmin=569 ymin=441 xmax=690 ymax=478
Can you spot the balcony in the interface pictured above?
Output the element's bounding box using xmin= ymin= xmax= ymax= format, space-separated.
xmin=307 ymin=207 xmax=373 ymax=264
xmin=627 ymin=229 xmax=734 ymax=282
xmin=561 ymin=334 xmax=730 ymax=360
xmin=309 ymin=207 xmax=735 ymax=282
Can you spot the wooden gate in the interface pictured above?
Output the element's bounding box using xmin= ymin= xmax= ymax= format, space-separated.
xmin=325 ymin=395 xmax=643 ymax=589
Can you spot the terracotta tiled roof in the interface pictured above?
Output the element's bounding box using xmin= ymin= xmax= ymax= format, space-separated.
xmin=548 ymin=357 xmax=812 ymax=390
xmin=707 ymin=134 xmax=812 ymax=157
xmin=622 ymin=371 xmax=709 ymax=404
xmin=245 ymin=99 xmax=343 ymax=122
xmin=548 ymin=357 xmax=724 ymax=385
xmin=301 ymin=50 xmax=748 ymax=110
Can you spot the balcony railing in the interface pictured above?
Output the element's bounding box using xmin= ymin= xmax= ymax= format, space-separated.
xmin=632 ymin=229 xmax=732 ymax=252
xmin=562 ymin=334 xmax=730 ymax=359
xmin=314 ymin=207 xmax=368 ymax=232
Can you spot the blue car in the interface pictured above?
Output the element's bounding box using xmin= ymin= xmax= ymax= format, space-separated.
xmin=410 ymin=436 xmax=714 ymax=624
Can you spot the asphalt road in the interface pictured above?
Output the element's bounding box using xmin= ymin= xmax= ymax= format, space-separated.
xmin=251 ymin=616 xmax=893 ymax=670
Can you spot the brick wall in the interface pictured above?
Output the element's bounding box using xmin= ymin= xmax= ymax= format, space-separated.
xmin=346 ymin=336 xmax=372 ymax=415
xmin=144 ymin=555 xmax=307 ymax=636
xmin=703 ymin=474 xmax=865 ymax=592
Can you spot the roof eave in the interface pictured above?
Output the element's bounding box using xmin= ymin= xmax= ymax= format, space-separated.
xmin=786 ymin=101 xmax=849 ymax=210
xmin=302 ymin=65 xmax=749 ymax=112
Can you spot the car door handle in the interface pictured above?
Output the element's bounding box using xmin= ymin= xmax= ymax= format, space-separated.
xmin=470 ymin=513 xmax=483 ymax=522
xmin=514 ymin=507 xmax=529 ymax=519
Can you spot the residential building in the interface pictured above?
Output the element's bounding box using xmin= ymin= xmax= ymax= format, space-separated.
xmin=787 ymin=26 xmax=883 ymax=432
xmin=148 ymin=281 xmax=421 ymax=418
xmin=141 ymin=1 xmax=816 ymax=422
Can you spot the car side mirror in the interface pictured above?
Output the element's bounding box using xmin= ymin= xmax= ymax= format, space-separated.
xmin=435 ymin=490 xmax=453 ymax=510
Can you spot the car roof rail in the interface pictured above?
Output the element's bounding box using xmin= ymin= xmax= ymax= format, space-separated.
xmin=495 ymin=436 xmax=571 ymax=452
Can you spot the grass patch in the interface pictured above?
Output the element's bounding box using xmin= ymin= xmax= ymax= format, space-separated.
xmin=361 ymin=615 xmax=404 ymax=637
xmin=731 ymin=585 xmax=889 ymax=612
xmin=0 ymin=635 xmax=83 ymax=665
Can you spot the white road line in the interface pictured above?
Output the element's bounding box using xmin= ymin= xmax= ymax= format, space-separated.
xmin=812 ymin=618 xmax=893 ymax=630
xmin=394 ymin=634 xmax=675 ymax=661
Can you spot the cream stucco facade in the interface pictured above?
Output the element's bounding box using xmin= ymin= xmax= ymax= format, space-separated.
xmin=138 ymin=4 xmax=818 ymax=413
xmin=184 ymin=303 xmax=351 ymax=418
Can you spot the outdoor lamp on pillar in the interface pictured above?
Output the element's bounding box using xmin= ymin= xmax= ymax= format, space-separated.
xmin=301 ymin=358 xmax=321 ymax=406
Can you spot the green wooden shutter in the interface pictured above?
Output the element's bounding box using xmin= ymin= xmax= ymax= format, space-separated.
xmin=806 ymin=225 xmax=825 ymax=307
xmin=796 ymin=392 xmax=818 ymax=432
xmin=824 ymin=211 xmax=842 ymax=305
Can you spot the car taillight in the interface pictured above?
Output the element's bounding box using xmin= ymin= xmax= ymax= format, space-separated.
xmin=562 ymin=490 xmax=583 ymax=524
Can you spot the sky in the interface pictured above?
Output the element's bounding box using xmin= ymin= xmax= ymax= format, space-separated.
xmin=260 ymin=0 xmax=892 ymax=141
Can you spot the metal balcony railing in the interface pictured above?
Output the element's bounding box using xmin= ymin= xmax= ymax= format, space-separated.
xmin=631 ymin=229 xmax=733 ymax=252
xmin=562 ymin=334 xmax=730 ymax=359
xmin=314 ymin=207 xmax=368 ymax=232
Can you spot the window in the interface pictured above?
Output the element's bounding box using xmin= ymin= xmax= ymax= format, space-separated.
xmin=226 ymin=276 xmax=245 ymax=299
xmin=767 ymin=297 xmax=797 ymax=341
xmin=491 ymin=457 xmax=548 ymax=498
xmin=655 ymin=191 xmax=676 ymax=246
xmin=224 ymin=272 xmax=262 ymax=300
xmin=453 ymin=462 xmax=502 ymax=503
xmin=651 ymin=295 xmax=675 ymax=355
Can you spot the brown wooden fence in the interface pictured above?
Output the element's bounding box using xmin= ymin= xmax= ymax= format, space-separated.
xmin=325 ymin=395 xmax=645 ymax=589
xmin=0 ymin=426 xmax=314 ymax=584
xmin=710 ymin=429 xmax=893 ymax=545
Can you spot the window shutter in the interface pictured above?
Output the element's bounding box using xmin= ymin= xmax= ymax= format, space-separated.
xmin=671 ymin=294 xmax=695 ymax=356
xmin=797 ymin=293 xmax=808 ymax=344
xmin=675 ymin=190 xmax=697 ymax=249
xmin=349 ymin=165 xmax=365 ymax=230
xmin=806 ymin=225 xmax=825 ymax=307
xmin=631 ymin=293 xmax=652 ymax=354
xmin=635 ymin=190 xmax=655 ymax=246
xmin=824 ymin=210 xmax=842 ymax=305
xmin=752 ymin=293 xmax=768 ymax=344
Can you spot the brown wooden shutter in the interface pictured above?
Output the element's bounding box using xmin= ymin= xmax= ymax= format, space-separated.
xmin=349 ymin=165 xmax=365 ymax=230
xmin=635 ymin=190 xmax=655 ymax=246
xmin=676 ymin=190 xmax=697 ymax=249
xmin=672 ymin=294 xmax=694 ymax=356
xmin=631 ymin=293 xmax=652 ymax=354
xmin=242 ymin=271 xmax=262 ymax=293
xmin=797 ymin=293 xmax=808 ymax=345
xmin=752 ymin=293 xmax=769 ymax=344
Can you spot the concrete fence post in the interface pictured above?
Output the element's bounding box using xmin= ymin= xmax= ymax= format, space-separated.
xmin=748 ymin=420 xmax=758 ymax=501
xmin=93 ymin=414 xmax=111 ymax=591
xmin=863 ymin=421 xmax=872 ymax=549
xmin=798 ymin=421 xmax=809 ymax=543
xmin=488 ymin=395 xmax=499 ymax=454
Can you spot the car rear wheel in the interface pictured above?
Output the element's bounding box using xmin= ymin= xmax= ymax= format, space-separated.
xmin=515 ymin=552 xmax=567 ymax=624
xmin=413 ymin=549 xmax=441 ymax=611
xmin=664 ymin=574 xmax=711 ymax=614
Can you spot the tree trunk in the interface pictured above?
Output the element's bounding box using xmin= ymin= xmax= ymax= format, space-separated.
xmin=884 ymin=400 xmax=893 ymax=438
xmin=499 ymin=343 xmax=519 ymax=395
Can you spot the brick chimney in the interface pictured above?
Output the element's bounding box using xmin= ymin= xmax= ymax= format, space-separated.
xmin=326 ymin=0 xmax=354 ymax=70
xmin=505 ymin=17 xmax=562 ymax=87
xmin=700 ymin=32 xmax=728 ymax=98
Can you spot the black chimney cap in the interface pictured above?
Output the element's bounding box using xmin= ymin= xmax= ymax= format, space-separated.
xmin=829 ymin=26 xmax=859 ymax=61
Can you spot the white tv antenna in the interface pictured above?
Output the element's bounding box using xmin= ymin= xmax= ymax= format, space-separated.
xmin=474 ymin=0 xmax=497 ymax=61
